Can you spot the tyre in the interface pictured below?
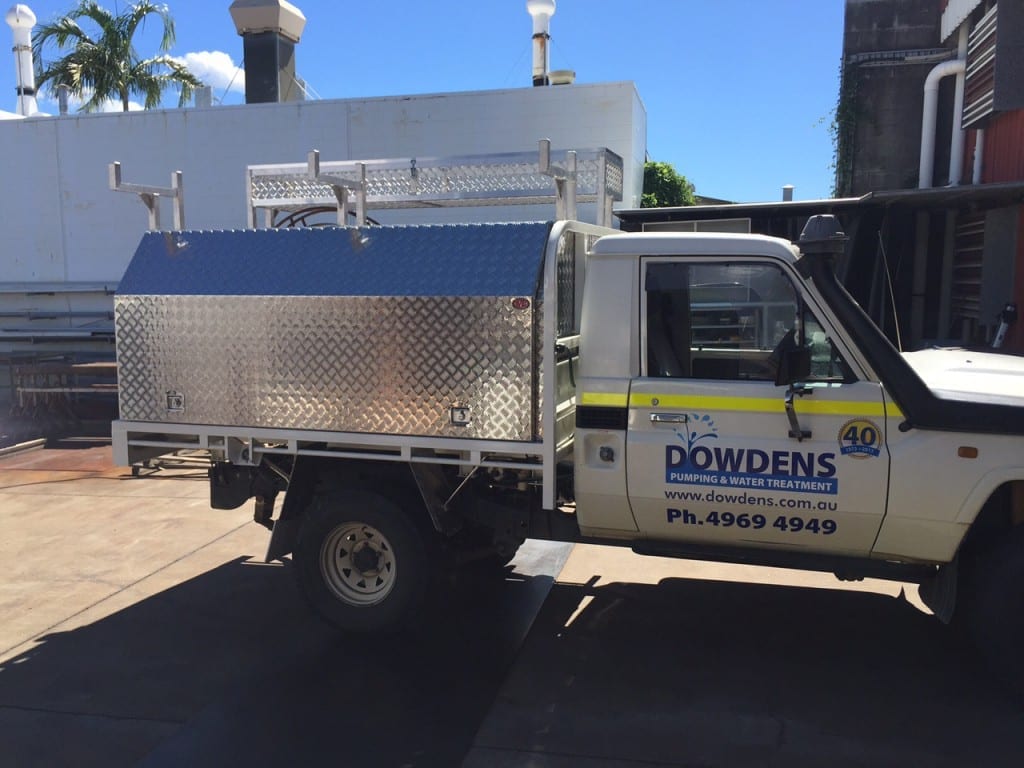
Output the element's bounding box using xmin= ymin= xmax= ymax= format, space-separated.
xmin=294 ymin=488 xmax=432 ymax=633
xmin=956 ymin=524 xmax=1024 ymax=698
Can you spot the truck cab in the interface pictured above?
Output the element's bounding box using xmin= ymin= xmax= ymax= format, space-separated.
xmin=574 ymin=231 xmax=894 ymax=558
xmin=575 ymin=223 xmax=1024 ymax=580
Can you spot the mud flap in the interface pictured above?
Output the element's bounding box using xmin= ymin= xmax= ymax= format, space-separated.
xmin=918 ymin=557 xmax=957 ymax=624
xmin=262 ymin=455 xmax=320 ymax=562
xmin=266 ymin=517 xmax=302 ymax=562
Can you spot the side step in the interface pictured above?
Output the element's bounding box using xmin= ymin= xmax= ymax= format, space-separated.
xmin=632 ymin=539 xmax=936 ymax=583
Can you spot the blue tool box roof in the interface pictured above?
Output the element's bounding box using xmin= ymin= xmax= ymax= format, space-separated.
xmin=118 ymin=222 xmax=554 ymax=297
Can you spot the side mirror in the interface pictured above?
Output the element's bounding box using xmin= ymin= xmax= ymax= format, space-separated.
xmin=774 ymin=345 xmax=811 ymax=387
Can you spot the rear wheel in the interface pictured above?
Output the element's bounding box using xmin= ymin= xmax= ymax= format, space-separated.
xmin=294 ymin=489 xmax=432 ymax=633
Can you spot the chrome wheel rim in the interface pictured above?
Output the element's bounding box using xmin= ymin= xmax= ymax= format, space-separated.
xmin=320 ymin=522 xmax=397 ymax=606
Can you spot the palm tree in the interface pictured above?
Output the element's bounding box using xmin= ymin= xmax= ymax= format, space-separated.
xmin=33 ymin=1 xmax=202 ymax=112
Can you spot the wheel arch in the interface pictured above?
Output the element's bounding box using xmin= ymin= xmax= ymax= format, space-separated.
xmin=266 ymin=456 xmax=433 ymax=561
xmin=956 ymin=477 xmax=1024 ymax=558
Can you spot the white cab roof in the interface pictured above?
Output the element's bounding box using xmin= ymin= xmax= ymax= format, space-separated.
xmin=591 ymin=231 xmax=800 ymax=263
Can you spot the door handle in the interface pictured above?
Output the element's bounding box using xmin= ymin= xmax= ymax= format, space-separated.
xmin=650 ymin=413 xmax=689 ymax=425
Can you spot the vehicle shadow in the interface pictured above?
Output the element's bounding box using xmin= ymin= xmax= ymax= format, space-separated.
xmin=0 ymin=548 xmax=567 ymax=768
xmin=5 ymin=548 xmax=1021 ymax=768
xmin=468 ymin=574 xmax=1024 ymax=768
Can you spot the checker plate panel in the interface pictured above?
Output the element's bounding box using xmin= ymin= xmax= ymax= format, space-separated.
xmin=116 ymin=294 xmax=542 ymax=441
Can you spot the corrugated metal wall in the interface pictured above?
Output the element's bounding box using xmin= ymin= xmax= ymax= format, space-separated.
xmin=979 ymin=110 xmax=1024 ymax=352
xmin=1015 ymin=211 xmax=1024 ymax=350
xmin=981 ymin=111 xmax=1024 ymax=182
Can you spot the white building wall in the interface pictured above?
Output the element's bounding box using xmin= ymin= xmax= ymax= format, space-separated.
xmin=1 ymin=82 xmax=645 ymax=287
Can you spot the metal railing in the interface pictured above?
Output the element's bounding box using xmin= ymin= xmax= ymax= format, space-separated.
xmin=246 ymin=140 xmax=623 ymax=228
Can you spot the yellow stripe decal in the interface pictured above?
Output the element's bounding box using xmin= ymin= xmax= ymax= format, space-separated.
xmin=579 ymin=392 xmax=629 ymax=407
xmin=628 ymin=393 xmax=891 ymax=417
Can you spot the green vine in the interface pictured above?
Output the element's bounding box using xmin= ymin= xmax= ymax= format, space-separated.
xmin=831 ymin=56 xmax=859 ymax=198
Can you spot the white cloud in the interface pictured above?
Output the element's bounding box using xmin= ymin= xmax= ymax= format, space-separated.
xmin=174 ymin=51 xmax=246 ymax=95
xmin=49 ymin=90 xmax=143 ymax=112
xmin=98 ymin=98 xmax=144 ymax=112
xmin=35 ymin=50 xmax=244 ymax=111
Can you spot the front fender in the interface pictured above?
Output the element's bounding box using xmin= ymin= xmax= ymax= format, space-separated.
xmin=955 ymin=469 xmax=1024 ymax=526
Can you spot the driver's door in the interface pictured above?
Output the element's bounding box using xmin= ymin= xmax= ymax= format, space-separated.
xmin=626 ymin=258 xmax=892 ymax=556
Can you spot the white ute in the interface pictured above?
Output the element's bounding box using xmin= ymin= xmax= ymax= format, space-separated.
xmin=113 ymin=215 xmax=1024 ymax=690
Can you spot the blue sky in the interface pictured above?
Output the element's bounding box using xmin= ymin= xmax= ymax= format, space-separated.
xmin=5 ymin=1 xmax=845 ymax=202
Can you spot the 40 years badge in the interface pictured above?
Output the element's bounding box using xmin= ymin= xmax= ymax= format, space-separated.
xmin=838 ymin=419 xmax=882 ymax=459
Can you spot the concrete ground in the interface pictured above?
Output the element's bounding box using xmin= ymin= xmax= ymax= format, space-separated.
xmin=1 ymin=442 xmax=1022 ymax=767
xmin=465 ymin=548 xmax=1024 ymax=767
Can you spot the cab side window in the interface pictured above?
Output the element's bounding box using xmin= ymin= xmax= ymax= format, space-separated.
xmin=645 ymin=261 xmax=852 ymax=382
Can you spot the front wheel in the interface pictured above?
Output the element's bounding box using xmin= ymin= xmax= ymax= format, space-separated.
xmin=956 ymin=524 xmax=1024 ymax=698
xmin=294 ymin=489 xmax=432 ymax=633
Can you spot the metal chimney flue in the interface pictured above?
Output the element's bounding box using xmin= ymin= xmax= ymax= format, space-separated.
xmin=229 ymin=0 xmax=306 ymax=104
xmin=526 ymin=0 xmax=555 ymax=87
xmin=194 ymin=85 xmax=213 ymax=108
xmin=5 ymin=3 xmax=39 ymax=116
